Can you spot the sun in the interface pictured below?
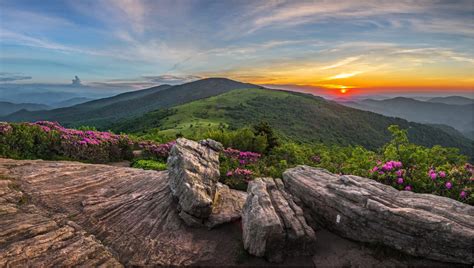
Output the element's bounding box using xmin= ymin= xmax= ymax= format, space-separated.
xmin=340 ymin=88 xmax=347 ymax=94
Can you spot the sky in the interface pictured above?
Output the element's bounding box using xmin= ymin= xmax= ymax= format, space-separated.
xmin=0 ymin=0 xmax=473 ymax=100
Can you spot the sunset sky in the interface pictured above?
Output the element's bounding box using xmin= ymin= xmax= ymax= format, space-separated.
xmin=1 ymin=0 xmax=473 ymax=98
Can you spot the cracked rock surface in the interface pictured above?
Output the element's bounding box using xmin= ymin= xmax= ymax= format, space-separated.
xmin=283 ymin=165 xmax=474 ymax=264
xmin=0 ymin=158 xmax=242 ymax=266
xmin=242 ymin=177 xmax=316 ymax=262
xmin=167 ymin=138 xmax=220 ymax=225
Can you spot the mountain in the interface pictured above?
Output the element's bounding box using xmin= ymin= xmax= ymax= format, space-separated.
xmin=112 ymin=88 xmax=473 ymax=158
xmin=51 ymin=97 xmax=95 ymax=108
xmin=341 ymin=97 xmax=474 ymax=139
xmin=3 ymin=78 xmax=263 ymax=127
xmin=427 ymin=96 xmax=474 ymax=105
xmin=0 ymin=101 xmax=51 ymax=116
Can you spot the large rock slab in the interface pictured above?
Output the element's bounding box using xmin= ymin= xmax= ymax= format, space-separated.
xmin=0 ymin=168 xmax=121 ymax=267
xmin=167 ymin=138 xmax=220 ymax=225
xmin=283 ymin=165 xmax=474 ymax=264
xmin=0 ymin=158 xmax=240 ymax=266
xmin=242 ymin=177 xmax=316 ymax=263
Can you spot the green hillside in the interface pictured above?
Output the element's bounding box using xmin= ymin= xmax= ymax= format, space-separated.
xmin=113 ymin=88 xmax=473 ymax=157
xmin=3 ymin=78 xmax=262 ymax=128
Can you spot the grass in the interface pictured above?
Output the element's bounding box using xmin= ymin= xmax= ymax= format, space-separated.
xmin=131 ymin=159 xmax=167 ymax=171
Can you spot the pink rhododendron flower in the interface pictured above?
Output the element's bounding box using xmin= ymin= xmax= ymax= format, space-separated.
xmin=445 ymin=182 xmax=452 ymax=189
xmin=460 ymin=191 xmax=467 ymax=198
xmin=395 ymin=170 xmax=404 ymax=177
xmin=438 ymin=171 xmax=446 ymax=178
xmin=404 ymin=185 xmax=412 ymax=191
xmin=397 ymin=178 xmax=404 ymax=184
xmin=0 ymin=123 xmax=12 ymax=134
xmin=429 ymin=172 xmax=437 ymax=180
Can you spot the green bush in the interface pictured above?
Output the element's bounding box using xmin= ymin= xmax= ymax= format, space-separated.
xmin=131 ymin=159 xmax=167 ymax=171
xmin=206 ymin=128 xmax=268 ymax=153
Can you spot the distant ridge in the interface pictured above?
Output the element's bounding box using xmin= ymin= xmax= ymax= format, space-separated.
xmin=0 ymin=101 xmax=51 ymax=116
xmin=52 ymin=97 xmax=95 ymax=108
xmin=2 ymin=78 xmax=264 ymax=127
xmin=427 ymin=96 xmax=474 ymax=105
xmin=342 ymin=97 xmax=474 ymax=139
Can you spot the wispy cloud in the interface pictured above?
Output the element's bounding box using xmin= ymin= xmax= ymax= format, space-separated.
xmin=89 ymin=74 xmax=201 ymax=89
xmin=0 ymin=72 xmax=32 ymax=82
xmin=238 ymin=0 xmax=474 ymax=37
xmin=320 ymin=56 xmax=361 ymax=70
xmin=326 ymin=72 xmax=363 ymax=80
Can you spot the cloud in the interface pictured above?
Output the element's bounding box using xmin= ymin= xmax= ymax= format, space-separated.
xmin=0 ymin=29 xmax=110 ymax=57
xmin=72 ymin=76 xmax=82 ymax=86
xmin=237 ymin=1 xmax=474 ymax=37
xmin=89 ymin=74 xmax=202 ymax=89
xmin=0 ymin=72 xmax=32 ymax=82
xmin=326 ymin=72 xmax=363 ymax=80
xmin=110 ymin=0 xmax=147 ymax=33
xmin=320 ymin=56 xmax=361 ymax=70
xmin=142 ymin=75 xmax=201 ymax=83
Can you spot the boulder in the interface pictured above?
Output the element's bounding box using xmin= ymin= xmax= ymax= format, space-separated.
xmin=283 ymin=165 xmax=474 ymax=265
xmin=167 ymin=138 xmax=220 ymax=225
xmin=242 ymin=177 xmax=316 ymax=263
xmin=199 ymin=138 xmax=224 ymax=152
xmin=206 ymin=183 xmax=247 ymax=228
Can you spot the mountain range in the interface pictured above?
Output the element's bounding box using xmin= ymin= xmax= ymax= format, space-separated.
xmin=3 ymin=78 xmax=262 ymax=127
xmin=109 ymin=87 xmax=472 ymax=157
xmin=0 ymin=101 xmax=50 ymax=116
xmin=340 ymin=97 xmax=474 ymax=139
xmin=427 ymin=96 xmax=474 ymax=105
xmin=2 ymin=78 xmax=472 ymax=157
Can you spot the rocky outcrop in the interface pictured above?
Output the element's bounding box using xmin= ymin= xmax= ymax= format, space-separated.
xmin=167 ymin=138 xmax=221 ymax=225
xmin=0 ymin=158 xmax=243 ymax=266
xmin=242 ymin=177 xmax=316 ymax=263
xmin=283 ymin=165 xmax=474 ymax=264
xmin=206 ymin=183 xmax=247 ymax=228
xmin=0 ymin=158 xmax=464 ymax=267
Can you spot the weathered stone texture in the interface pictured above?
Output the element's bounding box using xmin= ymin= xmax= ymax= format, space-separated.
xmin=242 ymin=177 xmax=316 ymax=262
xmin=283 ymin=165 xmax=474 ymax=264
xmin=167 ymin=138 xmax=220 ymax=224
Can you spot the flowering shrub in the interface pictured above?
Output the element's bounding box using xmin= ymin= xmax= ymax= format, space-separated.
xmin=138 ymin=140 xmax=176 ymax=161
xmin=0 ymin=121 xmax=133 ymax=163
xmin=219 ymin=147 xmax=261 ymax=190
xmin=0 ymin=123 xmax=12 ymax=134
xmin=223 ymin=148 xmax=261 ymax=165
xmin=370 ymin=160 xmax=411 ymax=190
xmin=370 ymin=160 xmax=472 ymax=204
